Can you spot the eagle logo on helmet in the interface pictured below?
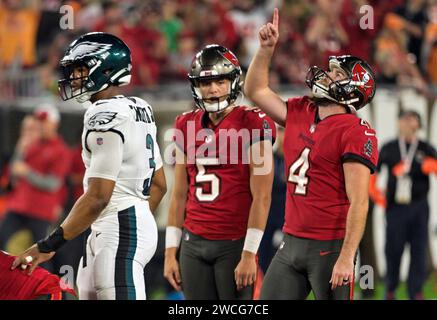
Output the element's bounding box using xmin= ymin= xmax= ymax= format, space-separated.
xmin=64 ymin=41 xmax=113 ymax=61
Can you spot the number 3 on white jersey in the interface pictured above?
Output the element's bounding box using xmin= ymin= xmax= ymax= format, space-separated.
xmin=195 ymin=158 xmax=220 ymax=202
xmin=288 ymin=147 xmax=311 ymax=195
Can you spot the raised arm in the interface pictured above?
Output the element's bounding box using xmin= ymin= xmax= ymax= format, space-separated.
xmin=244 ymin=8 xmax=287 ymax=126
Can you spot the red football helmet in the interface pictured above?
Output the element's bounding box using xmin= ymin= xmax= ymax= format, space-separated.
xmin=306 ymin=55 xmax=376 ymax=112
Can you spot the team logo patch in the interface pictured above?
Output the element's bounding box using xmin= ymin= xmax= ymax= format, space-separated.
xmin=97 ymin=137 xmax=103 ymax=145
xmin=222 ymin=50 xmax=240 ymax=67
xmin=263 ymin=119 xmax=270 ymax=130
xmin=63 ymin=41 xmax=112 ymax=61
xmin=364 ymin=138 xmax=373 ymax=157
xmin=88 ymin=111 xmax=117 ymax=127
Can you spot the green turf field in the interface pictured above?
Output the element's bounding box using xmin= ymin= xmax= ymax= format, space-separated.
xmin=305 ymin=273 xmax=437 ymax=300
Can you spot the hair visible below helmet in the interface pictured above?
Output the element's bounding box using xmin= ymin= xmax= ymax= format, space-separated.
xmin=305 ymin=55 xmax=376 ymax=112
xmin=188 ymin=44 xmax=242 ymax=113
xmin=58 ymin=32 xmax=132 ymax=103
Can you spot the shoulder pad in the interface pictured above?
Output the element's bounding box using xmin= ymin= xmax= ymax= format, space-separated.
xmin=85 ymin=101 xmax=129 ymax=131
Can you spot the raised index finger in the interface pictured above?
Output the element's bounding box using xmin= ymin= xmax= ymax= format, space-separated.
xmin=272 ymin=8 xmax=279 ymax=29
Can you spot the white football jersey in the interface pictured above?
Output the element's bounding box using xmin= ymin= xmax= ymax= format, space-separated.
xmin=81 ymin=95 xmax=162 ymax=221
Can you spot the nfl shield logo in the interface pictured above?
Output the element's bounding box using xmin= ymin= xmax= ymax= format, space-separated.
xmin=97 ymin=137 xmax=103 ymax=145
xmin=309 ymin=124 xmax=316 ymax=133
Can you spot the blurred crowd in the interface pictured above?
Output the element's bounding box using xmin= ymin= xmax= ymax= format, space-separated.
xmin=2 ymin=0 xmax=437 ymax=98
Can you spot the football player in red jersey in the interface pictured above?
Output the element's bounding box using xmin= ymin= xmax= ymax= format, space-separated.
xmin=0 ymin=251 xmax=76 ymax=300
xmin=245 ymin=9 xmax=378 ymax=300
xmin=164 ymin=44 xmax=276 ymax=299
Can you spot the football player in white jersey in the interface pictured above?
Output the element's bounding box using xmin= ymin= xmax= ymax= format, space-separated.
xmin=11 ymin=32 xmax=167 ymax=300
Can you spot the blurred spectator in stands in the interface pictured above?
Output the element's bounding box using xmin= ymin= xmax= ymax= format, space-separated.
xmin=93 ymin=1 xmax=169 ymax=88
xmin=258 ymin=125 xmax=285 ymax=275
xmin=93 ymin=0 xmax=123 ymax=35
xmin=340 ymin=0 xmax=379 ymax=65
xmin=280 ymin=0 xmax=312 ymax=35
xmin=375 ymin=20 xmax=428 ymax=95
xmin=35 ymin=0 xmax=62 ymax=63
xmin=272 ymin=32 xmax=310 ymax=85
xmin=422 ymin=1 xmax=437 ymax=89
xmin=167 ymin=31 xmax=198 ymax=80
xmin=370 ymin=0 xmax=405 ymax=32
xmin=76 ymin=0 xmax=102 ymax=32
xmin=305 ymin=0 xmax=349 ymax=67
xmin=0 ymin=105 xmax=71 ymax=268
xmin=229 ymin=0 xmax=277 ymax=68
xmin=0 ymin=115 xmax=40 ymax=203
xmin=371 ymin=110 xmax=437 ymax=300
xmin=158 ymin=0 xmax=183 ymax=54
xmin=199 ymin=1 xmax=239 ymax=53
xmin=136 ymin=2 xmax=169 ymax=87
xmin=38 ymin=34 xmax=70 ymax=96
xmin=0 ymin=0 xmax=40 ymax=69
xmin=390 ymin=0 xmax=427 ymax=70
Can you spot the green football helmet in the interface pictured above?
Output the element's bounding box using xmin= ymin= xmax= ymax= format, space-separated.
xmin=58 ymin=32 xmax=132 ymax=103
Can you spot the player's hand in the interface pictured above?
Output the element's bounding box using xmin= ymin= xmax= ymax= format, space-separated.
xmin=329 ymin=255 xmax=354 ymax=290
xmin=11 ymin=160 xmax=30 ymax=177
xmin=234 ymin=251 xmax=257 ymax=291
xmin=11 ymin=244 xmax=55 ymax=275
xmin=164 ymin=249 xmax=182 ymax=291
xmin=259 ymin=8 xmax=279 ymax=50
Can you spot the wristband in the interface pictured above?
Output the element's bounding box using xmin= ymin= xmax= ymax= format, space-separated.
xmin=165 ymin=226 xmax=182 ymax=249
xmin=243 ymin=228 xmax=264 ymax=254
xmin=37 ymin=227 xmax=67 ymax=253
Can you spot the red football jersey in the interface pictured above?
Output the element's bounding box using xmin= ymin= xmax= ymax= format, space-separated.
xmin=174 ymin=106 xmax=276 ymax=240
xmin=283 ymin=97 xmax=378 ymax=240
xmin=0 ymin=251 xmax=76 ymax=300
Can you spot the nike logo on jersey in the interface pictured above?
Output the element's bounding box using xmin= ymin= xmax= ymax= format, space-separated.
xmin=258 ymin=112 xmax=266 ymax=118
xmin=364 ymin=130 xmax=375 ymax=136
xmin=96 ymin=232 xmax=102 ymax=238
xmin=319 ymin=250 xmax=336 ymax=256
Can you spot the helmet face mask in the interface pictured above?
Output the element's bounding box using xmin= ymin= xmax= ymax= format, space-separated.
xmin=306 ymin=55 xmax=376 ymax=112
xmin=58 ymin=32 xmax=132 ymax=103
xmin=59 ymin=60 xmax=94 ymax=103
xmin=188 ymin=44 xmax=242 ymax=113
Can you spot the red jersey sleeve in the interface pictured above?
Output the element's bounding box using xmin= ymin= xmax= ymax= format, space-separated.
xmin=340 ymin=119 xmax=379 ymax=173
xmin=286 ymin=96 xmax=311 ymax=114
xmin=173 ymin=111 xmax=194 ymax=154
